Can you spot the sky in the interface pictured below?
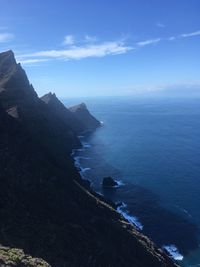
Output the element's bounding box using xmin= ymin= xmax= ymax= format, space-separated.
xmin=0 ymin=0 xmax=200 ymax=97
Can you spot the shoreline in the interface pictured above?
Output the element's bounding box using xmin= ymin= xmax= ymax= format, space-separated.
xmin=71 ymin=133 xmax=184 ymax=262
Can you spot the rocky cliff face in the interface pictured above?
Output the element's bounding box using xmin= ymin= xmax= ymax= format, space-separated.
xmin=69 ymin=102 xmax=101 ymax=131
xmin=41 ymin=92 xmax=99 ymax=134
xmin=0 ymin=50 xmax=179 ymax=267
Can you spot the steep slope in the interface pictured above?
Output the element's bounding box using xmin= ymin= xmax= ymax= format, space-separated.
xmin=41 ymin=92 xmax=101 ymax=133
xmin=41 ymin=92 xmax=85 ymax=133
xmin=0 ymin=50 xmax=179 ymax=267
xmin=69 ymin=102 xmax=101 ymax=130
xmin=0 ymin=50 xmax=80 ymax=166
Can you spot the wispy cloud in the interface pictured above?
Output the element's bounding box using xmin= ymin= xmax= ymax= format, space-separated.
xmin=17 ymin=28 xmax=200 ymax=65
xmin=17 ymin=58 xmax=49 ymax=65
xmin=137 ymin=38 xmax=161 ymax=47
xmin=123 ymin=81 xmax=200 ymax=95
xmin=180 ymin=30 xmax=200 ymax=38
xmin=168 ymin=36 xmax=176 ymax=41
xmin=0 ymin=33 xmax=14 ymax=43
xmin=18 ymin=41 xmax=133 ymax=62
xmin=156 ymin=22 xmax=165 ymax=28
xmin=168 ymin=30 xmax=200 ymax=42
xmin=62 ymin=35 xmax=75 ymax=45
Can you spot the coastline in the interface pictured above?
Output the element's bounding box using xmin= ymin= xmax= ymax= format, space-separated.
xmin=71 ymin=131 xmax=184 ymax=262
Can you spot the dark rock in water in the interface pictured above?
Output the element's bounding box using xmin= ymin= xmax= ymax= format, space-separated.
xmin=0 ymin=50 xmax=179 ymax=267
xmin=102 ymin=177 xmax=118 ymax=187
xmin=69 ymin=102 xmax=101 ymax=131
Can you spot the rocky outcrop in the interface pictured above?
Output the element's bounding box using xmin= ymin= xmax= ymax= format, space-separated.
xmin=69 ymin=102 xmax=101 ymax=131
xmin=0 ymin=50 xmax=179 ymax=267
xmin=102 ymin=177 xmax=118 ymax=187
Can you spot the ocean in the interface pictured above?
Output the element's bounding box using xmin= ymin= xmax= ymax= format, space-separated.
xmin=64 ymin=96 xmax=200 ymax=267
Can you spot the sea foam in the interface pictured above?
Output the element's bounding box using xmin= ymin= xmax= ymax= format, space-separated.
xmin=82 ymin=142 xmax=92 ymax=148
xmin=115 ymin=180 xmax=125 ymax=187
xmin=163 ymin=244 xmax=184 ymax=261
xmin=117 ymin=202 xmax=143 ymax=230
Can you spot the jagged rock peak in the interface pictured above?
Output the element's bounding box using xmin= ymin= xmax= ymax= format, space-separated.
xmin=69 ymin=102 xmax=101 ymax=130
xmin=40 ymin=92 xmax=57 ymax=104
xmin=69 ymin=102 xmax=87 ymax=112
xmin=0 ymin=50 xmax=15 ymax=63
xmin=0 ymin=50 xmax=38 ymax=109
xmin=0 ymin=50 xmax=17 ymax=80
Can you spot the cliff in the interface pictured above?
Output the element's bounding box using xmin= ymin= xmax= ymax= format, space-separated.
xmin=41 ymin=92 xmax=100 ymax=134
xmin=69 ymin=102 xmax=101 ymax=131
xmin=0 ymin=50 xmax=179 ymax=267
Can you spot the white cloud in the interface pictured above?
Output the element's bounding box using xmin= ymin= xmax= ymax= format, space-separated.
xmin=168 ymin=30 xmax=200 ymax=41
xmin=137 ymin=38 xmax=161 ymax=47
xmin=168 ymin=36 xmax=176 ymax=41
xmin=0 ymin=33 xmax=14 ymax=43
xmin=19 ymin=41 xmax=133 ymax=61
xmin=124 ymin=81 xmax=200 ymax=95
xmin=16 ymin=29 xmax=200 ymax=65
xmin=180 ymin=30 xmax=200 ymax=38
xmin=156 ymin=22 xmax=165 ymax=28
xmin=17 ymin=58 xmax=49 ymax=65
xmin=63 ymin=35 xmax=75 ymax=45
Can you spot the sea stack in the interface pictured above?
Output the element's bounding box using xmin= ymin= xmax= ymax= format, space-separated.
xmin=102 ymin=177 xmax=118 ymax=187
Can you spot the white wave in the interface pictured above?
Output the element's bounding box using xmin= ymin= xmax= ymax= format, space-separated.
xmin=71 ymin=149 xmax=76 ymax=156
xmin=82 ymin=142 xmax=92 ymax=149
xmin=80 ymin=167 xmax=91 ymax=173
xmin=114 ymin=180 xmax=125 ymax=187
xmin=163 ymin=244 xmax=184 ymax=261
xmin=117 ymin=180 xmax=125 ymax=185
xmin=79 ymin=156 xmax=91 ymax=160
xmin=175 ymin=205 xmax=193 ymax=218
xmin=117 ymin=202 xmax=143 ymax=230
xmin=74 ymin=156 xmax=91 ymax=162
xmin=103 ymin=179 xmax=125 ymax=188
xmin=74 ymin=156 xmax=81 ymax=167
xmin=96 ymin=191 xmax=104 ymax=196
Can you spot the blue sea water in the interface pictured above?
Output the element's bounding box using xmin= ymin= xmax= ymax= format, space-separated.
xmin=64 ymin=96 xmax=200 ymax=267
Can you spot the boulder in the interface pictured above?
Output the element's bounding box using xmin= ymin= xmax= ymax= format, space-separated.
xmin=102 ymin=177 xmax=118 ymax=187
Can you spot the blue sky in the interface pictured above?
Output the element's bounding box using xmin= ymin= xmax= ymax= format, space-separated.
xmin=0 ymin=0 xmax=200 ymax=97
